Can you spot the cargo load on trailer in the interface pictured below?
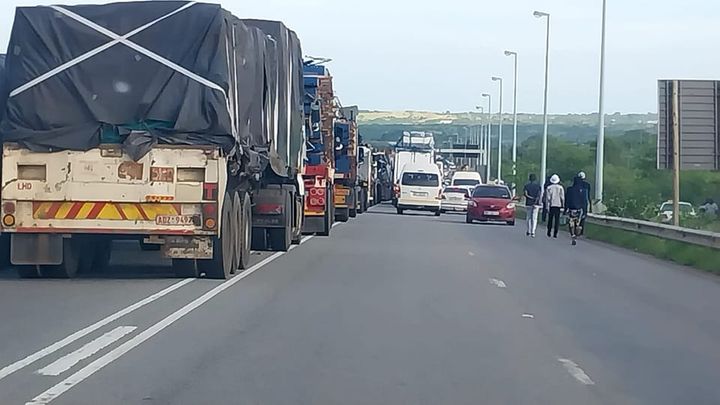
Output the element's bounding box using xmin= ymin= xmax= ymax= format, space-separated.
xmin=0 ymin=2 xmax=305 ymax=279
xmin=392 ymin=131 xmax=436 ymax=205
xmin=333 ymin=106 xmax=359 ymax=222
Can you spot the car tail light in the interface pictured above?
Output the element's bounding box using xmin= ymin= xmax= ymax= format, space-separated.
xmin=506 ymin=202 xmax=516 ymax=209
xmin=436 ymin=189 xmax=443 ymax=200
xmin=393 ymin=184 xmax=400 ymax=197
xmin=468 ymin=200 xmax=477 ymax=207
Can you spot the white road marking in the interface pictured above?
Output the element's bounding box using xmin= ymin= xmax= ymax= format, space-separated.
xmin=0 ymin=278 xmax=194 ymax=382
xmin=332 ymin=222 xmax=342 ymax=228
xmin=26 ymin=238 xmax=313 ymax=405
xmin=521 ymin=313 xmax=535 ymax=319
xmin=468 ymin=251 xmax=475 ymax=256
xmin=36 ymin=326 xmax=137 ymax=376
xmin=489 ymin=278 xmax=507 ymax=288
xmin=558 ymin=358 xmax=595 ymax=385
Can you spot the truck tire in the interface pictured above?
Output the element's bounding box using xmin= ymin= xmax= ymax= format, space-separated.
xmin=139 ymin=241 xmax=161 ymax=251
xmin=173 ymin=259 xmax=199 ymax=278
xmin=268 ymin=190 xmax=291 ymax=252
xmin=236 ymin=191 xmax=252 ymax=270
xmin=357 ymin=190 xmax=365 ymax=214
xmin=336 ymin=210 xmax=350 ymax=222
xmin=251 ymin=228 xmax=267 ymax=250
xmin=40 ymin=237 xmax=81 ymax=278
xmin=79 ymin=237 xmax=112 ymax=274
xmin=198 ymin=191 xmax=236 ymax=280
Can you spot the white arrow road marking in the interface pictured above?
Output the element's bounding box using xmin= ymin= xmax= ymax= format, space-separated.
xmin=489 ymin=278 xmax=507 ymax=288
xmin=0 ymin=278 xmax=193 ymax=382
xmin=36 ymin=326 xmax=137 ymax=376
xmin=468 ymin=251 xmax=475 ymax=256
xmin=558 ymin=358 xmax=595 ymax=385
xmin=521 ymin=313 xmax=535 ymax=319
xmin=26 ymin=236 xmax=315 ymax=405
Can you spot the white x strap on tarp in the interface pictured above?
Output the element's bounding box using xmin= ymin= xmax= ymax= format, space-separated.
xmin=9 ymin=1 xmax=227 ymax=104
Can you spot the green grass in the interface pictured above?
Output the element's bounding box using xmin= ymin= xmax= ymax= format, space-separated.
xmin=583 ymin=224 xmax=720 ymax=274
xmin=516 ymin=207 xmax=720 ymax=273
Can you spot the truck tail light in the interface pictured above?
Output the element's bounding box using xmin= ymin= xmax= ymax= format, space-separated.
xmin=255 ymin=204 xmax=283 ymax=215
xmin=18 ymin=164 xmax=46 ymax=181
xmin=202 ymin=203 xmax=217 ymax=230
xmin=393 ymin=184 xmax=400 ymax=197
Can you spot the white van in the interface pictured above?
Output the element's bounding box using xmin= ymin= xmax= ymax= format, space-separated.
xmin=396 ymin=163 xmax=443 ymax=216
xmin=451 ymin=171 xmax=483 ymax=193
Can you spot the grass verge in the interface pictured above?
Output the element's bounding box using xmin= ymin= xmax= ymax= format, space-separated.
xmin=516 ymin=207 xmax=720 ymax=273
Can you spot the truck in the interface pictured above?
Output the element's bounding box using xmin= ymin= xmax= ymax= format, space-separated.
xmin=357 ymin=144 xmax=373 ymax=212
xmin=372 ymin=151 xmax=394 ymax=203
xmin=392 ymin=132 xmax=436 ymax=205
xmin=333 ymin=106 xmax=359 ymax=221
xmin=0 ymin=3 xmax=306 ymax=279
xmin=301 ymin=61 xmax=336 ymax=235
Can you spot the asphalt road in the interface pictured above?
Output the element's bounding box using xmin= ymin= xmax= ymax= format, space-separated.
xmin=1 ymin=203 xmax=720 ymax=404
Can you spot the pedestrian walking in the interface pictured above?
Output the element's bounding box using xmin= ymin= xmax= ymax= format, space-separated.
xmin=541 ymin=175 xmax=552 ymax=223
xmin=544 ymin=174 xmax=564 ymax=238
xmin=565 ymin=176 xmax=586 ymax=246
xmin=523 ymin=173 xmax=542 ymax=237
xmin=577 ymin=171 xmax=592 ymax=234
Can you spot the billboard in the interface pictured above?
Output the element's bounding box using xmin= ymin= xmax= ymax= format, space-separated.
xmin=657 ymin=80 xmax=720 ymax=170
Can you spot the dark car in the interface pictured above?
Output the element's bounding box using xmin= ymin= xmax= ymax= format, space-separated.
xmin=466 ymin=185 xmax=516 ymax=225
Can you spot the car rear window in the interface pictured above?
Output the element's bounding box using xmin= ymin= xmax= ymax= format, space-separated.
xmin=453 ymin=179 xmax=480 ymax=186
xmin=443 ymin=187 xmax=468 ymax=196
xmin=472 ymin=186 xmax=510 ymax=199
xmin=401 ymin=172 xmax=439 ymax=187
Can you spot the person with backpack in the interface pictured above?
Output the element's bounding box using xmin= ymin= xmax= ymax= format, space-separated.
xmin=565 ymin=176 xmax=587 ymax=245
xmin=544 ymin=174 xmax=564 ymax=238
xmin=523 ymin=173 xmax=542 ymax=238
xmin=577 ymin=171 xmax=592 ymax=234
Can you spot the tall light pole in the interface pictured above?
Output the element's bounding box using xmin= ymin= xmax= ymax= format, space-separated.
xmin=482 ymin=93 xmax=492 ymax=182
xmin=534 ymin=10 xmax=551 ymax=180
xmin=595 ymin=0 xmax=607 ymax=207
xmin=504 ymin=50 xmax=519 ymax=182
xmin=476 ymin=106 xmax=484 ymax=170
xmin=492 ymin=76 xmax=504 ymax=182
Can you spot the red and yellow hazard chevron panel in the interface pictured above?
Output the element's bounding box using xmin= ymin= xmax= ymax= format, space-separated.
xmin=32 ymin=202 xmax=181 ymax=221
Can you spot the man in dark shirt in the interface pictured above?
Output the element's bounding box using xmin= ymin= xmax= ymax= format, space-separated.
xmin=577 ymin=171 xmax=592 ymax=234
xmin=523 ymin=174 xmax=542 ymax=237
xmin=565 ymin=176 xmax=586 ymax=245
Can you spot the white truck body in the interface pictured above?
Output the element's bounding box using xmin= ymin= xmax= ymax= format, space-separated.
xmin=393 ymin=150 xmax=435 ymax=184
xmin=1 ymin=144 xmax=226 ymax=259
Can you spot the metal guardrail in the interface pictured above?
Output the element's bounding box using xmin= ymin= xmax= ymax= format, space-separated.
xmin=586 ymin=214 xmax=720 ymax=249
xmin=516 ymin=206 xmax=720 ymax=249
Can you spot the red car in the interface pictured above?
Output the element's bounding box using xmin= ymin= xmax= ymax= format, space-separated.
xmin=466 ymin=185 xmax=517 ymax=225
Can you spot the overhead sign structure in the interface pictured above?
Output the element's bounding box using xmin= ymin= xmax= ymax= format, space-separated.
xmin=658 ymin=80 xmax=720 ymax=170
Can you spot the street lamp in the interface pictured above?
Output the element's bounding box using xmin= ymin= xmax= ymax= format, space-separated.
xmin=595 ymin=0 xmax=608 ymax=208
xmin=482 ymin=93 xmax=492 ymax=182
xmin=491 ymin=76 xmax=503 ymax=182
xmin=534 ymin=10 xmax=550 ymax=180
xmin=504 ymin=50 xmax=519 ymax=181
xmin=476 ymin=106 xmax=484 ymax=169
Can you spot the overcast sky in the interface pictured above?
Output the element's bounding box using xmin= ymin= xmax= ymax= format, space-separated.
xmin=1 ymin=0 xmax=719 ymax=114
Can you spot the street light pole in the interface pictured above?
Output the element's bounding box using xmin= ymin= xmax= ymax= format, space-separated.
xmin=534 ymin=10 xmax=551 ymax=180
xmin=595 ymin=0 xmax=607 ymax=207
xmin=492 ymin=77 xmax=504 ymax=182
xmin=504 ymin=51 xmax=519 ymax=181
xmin=482 ymin=93 xmax=492 ymax=182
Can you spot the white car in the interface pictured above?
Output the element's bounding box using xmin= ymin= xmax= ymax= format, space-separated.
xmin=450 ymin=171 xmax=483 ymax=194
xmin=396 ymin=163 xmax=443 ymax=216
xmin=657 ymin=201 xmax=696 ymax=224
xmin=441 ymin=187 xmax=470 ymax=213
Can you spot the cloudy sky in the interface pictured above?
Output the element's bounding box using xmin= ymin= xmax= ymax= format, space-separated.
xmin=1 ymin=0 xmax=718 ymax=114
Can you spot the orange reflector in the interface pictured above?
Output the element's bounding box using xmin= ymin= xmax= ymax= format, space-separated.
xmin=204 ymin=218 xmax=216 ymax=230
xmin=3 ymin=214 xmax=15 ymax=227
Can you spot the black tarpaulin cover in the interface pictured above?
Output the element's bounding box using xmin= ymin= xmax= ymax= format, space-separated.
xmin=0 ymin=1 xmax=293 ymax=168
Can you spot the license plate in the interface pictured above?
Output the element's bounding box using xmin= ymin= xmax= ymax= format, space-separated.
xmin=156 ymin=215 xmax=197 ymax=226
xmin=412 ymin=191 xmax=428 ymax=197
xmin=484 ymin=211 xmax=500 ymax=216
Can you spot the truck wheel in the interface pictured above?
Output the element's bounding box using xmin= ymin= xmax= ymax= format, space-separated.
xmin=40 ymin=237 xmax=80 ymax=278
xmin=357 ymin=190 xmax=365 ymax=214
xmin=198 ymin=191 xmax=236 ymax=280
xmin=268 ymin=190 xmax=292 ymax=252
xmin=139 ymin=241 xmax=161 ymax=251
xmin=79 ymin=237 xmax=112 ymax=274
xmin=173 ymin=259 xmax=198 ymax=278
xmin=336 ymin=210 xmax=350 ymax=222
xmin=236 ymin=192 xmax=252 ymax=270
xmin=434 ymin=210 xmax=441 ymax=217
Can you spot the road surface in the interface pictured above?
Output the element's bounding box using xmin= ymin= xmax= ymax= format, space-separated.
xmin=1 ymin=203 xmax=719 ymax=404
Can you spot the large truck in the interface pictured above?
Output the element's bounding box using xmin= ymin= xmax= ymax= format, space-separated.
xmin=333 ymin=106 xmax=359 ymax=222
xmin=0 ymin=3 xmax=305 ymax=279
xmin=301 ymin=61 xmax=336 ymax=235
xmin=357 ymin=144 xmax=373 ymax=211
xmin=392 ymin=132 xmax=436 ymax=205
